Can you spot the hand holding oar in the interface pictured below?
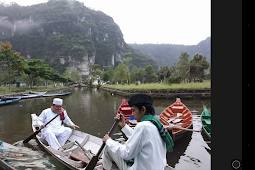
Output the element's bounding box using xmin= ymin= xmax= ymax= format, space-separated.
xmin=85 ymin=114 xmax=122 ymax=170
xmin=23 ymin=114 xmax=60 ymax=143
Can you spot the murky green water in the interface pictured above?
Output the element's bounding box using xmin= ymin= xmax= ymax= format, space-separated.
xmin=0 ymin=87 xmax=211 ymax=169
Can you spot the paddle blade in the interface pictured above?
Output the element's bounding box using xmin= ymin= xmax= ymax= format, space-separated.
xmin=85 ymin=156 xmax=99 ymax=170
xmin=23 ymin=130 xmax=40 ymax=143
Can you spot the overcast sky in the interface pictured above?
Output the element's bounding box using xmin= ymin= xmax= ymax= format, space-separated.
xmin=1 ymin=0 xmax=211 ymax=45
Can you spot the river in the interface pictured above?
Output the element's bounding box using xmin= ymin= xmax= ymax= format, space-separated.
xmin=0 ymin=87 xmax=211 ymax=170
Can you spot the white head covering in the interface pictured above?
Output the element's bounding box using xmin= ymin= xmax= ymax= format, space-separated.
xmin=53 ymin=98 xmax=63 ymax=105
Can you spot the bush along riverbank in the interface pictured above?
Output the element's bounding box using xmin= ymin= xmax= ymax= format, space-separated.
xmin=100 ymin=86 xmax=211 ymax=99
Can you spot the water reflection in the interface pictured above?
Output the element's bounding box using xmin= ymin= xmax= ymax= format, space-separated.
xmin=0 ymin=88 xmax=211 ymax=169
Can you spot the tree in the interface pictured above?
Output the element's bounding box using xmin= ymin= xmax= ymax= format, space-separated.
xmin=94 ymin=69 xmax=103 ymax=78
xmin=176 ymin=52 xmax=190 ymax=82
xmin=122 ymin=57 xmax=132 ymax=71
xmin=144 ymin=65 xmax=155 ymax=83
xmin=114 ymin=63 xmax=129 ymax=84
xmin=138 ymin=68 xmax=146 ymax=83
xmin=102 ymin=72 xmax=110 ymax=82
xmin=102 ymin=66 xmax=114 ymax=83
xmin=189 ymin=53 xmax=210 ymax=82
xmin=40 ymin=64 xmax=56 ymax=87
xmin=0 ymin=42 xmax=25 ymax=91
xmin=64 ymin=67 xmax=82 ymax=83
xmin=23 ymin=59 xmax=44 ymax=89
xmin=150 ymin=73 xmax=158 ymax=83
xmin=90 ymin=64 xmax=101 ymax=76
xmin=158 ymin=66 xmax=170 ymax=82
xmin=130 ymin=66 xmax=140 ymax=83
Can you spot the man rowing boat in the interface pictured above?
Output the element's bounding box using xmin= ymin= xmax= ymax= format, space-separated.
xmin=102 ymin=94 xmax=174 ymax=170
xmin=37 ymin=98 xmax=79 ymax=152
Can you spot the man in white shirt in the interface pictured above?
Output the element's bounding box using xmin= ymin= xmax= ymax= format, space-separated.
xmin=102 ymin=94 xmax=174 ymax=170
xmin=37 ymin=98 xmax=79 ymax=151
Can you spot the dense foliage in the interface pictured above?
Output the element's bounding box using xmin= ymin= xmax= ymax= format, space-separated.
xmin=0 ymin=41 xmax=71 ymax=90
xmin=99 ymin=52 xmax=210 ymax=85
xmin=129 ymin=37 xmax=211 ymax=67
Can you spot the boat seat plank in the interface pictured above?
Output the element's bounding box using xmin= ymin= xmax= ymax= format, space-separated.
xmin=61 ymin=156 xmax=86 ymax=168
xmin=83 ymin=141 xmax=101 ymax=155
xmin=61 ymin=141 xmax=75 ymax=150
xmin=70 ymin=150 xmax=90 ymax=164
xmin=203 ymin=119 xmax=211 ymax=125
xmin=71 ymin=130 xmax=87 ymax=138
xmin=172 ymin=106 xmax=184 ymax=109
xmin=71 ymin=134 xmax=90 ymax=153
xmin=47 ymin=146 xmax=69 ymax=157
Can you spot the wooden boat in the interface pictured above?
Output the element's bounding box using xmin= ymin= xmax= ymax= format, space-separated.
xmin=1 ymin=139 xmax=53 ymax=169
xmin=31 ymin=113 xmax=104 ymax=170
xmin=117 ymin=99 xmax=137 ymax=127
xmin=158 ymin=98 xmax=193 ymax=140
xmin=28 ymin=91 xmax=47 ymax=95
xmin=0 ymin=140 xmax=19 ymax=170
xmin=0 ymin=97 xmax=21 ymax=106
xmin=0 ymin=159 xmax=14 ymax=170
xmin=43 ymin=92 xmax=71 ymax=97
xmin=201 ymin=105 xmax=211 ymax=147
xmin=1 ymin=93 xmax=43 ymax=100
xmin=22 ymin=93 xmax=44 ymax=99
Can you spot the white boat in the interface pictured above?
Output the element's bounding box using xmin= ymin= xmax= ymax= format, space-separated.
xmin=43 ymin=92 xmax=71 ymax=97
xmin=28 ymin=91 xmax=47 ymax=95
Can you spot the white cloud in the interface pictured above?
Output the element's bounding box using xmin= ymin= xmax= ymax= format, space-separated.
xmin=1 ymin=0 xmax=211 ymax=45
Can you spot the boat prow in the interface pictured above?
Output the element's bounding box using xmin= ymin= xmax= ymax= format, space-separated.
xmin=117 ymin=99 xmax=137 ymax=127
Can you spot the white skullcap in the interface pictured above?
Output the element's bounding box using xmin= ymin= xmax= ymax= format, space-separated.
xmin=53 ymin=98 xmax=63 ymax=105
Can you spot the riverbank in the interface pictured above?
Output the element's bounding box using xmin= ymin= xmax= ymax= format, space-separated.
xmin=0 ymin=86 xmax=71 ymax=97
xmin=101 ymin=82 xmax=211 ymax=99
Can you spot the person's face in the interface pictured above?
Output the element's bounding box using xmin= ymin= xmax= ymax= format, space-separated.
xmin=131 ymin=105 xmax=146 ymax=122
xmin=52 ymin=104 xmax=62 ymax=113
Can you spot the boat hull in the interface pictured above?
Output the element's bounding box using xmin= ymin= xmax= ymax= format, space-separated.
xmin=158 ymin=98 xmax=193 ymax=140
xmin=0 ymin=98 xmax=21 ymax=106
xmin=201 ymin=106 xmax=211 ymax=148
xmin=43 ymin=92 xmax=71 ymax=97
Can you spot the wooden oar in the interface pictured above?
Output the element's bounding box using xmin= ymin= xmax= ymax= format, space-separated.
xmin=23 ymin=114 xmax=60 ymax=143
xmin=85 ymin=115 xmax=121 ymax=170
xmin=163 ymin=125 xmax=200 ymax=132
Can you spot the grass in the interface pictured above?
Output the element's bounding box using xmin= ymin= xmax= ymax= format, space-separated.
xmin=103 ymin=80 xmax=211 ymax=91
xmin=0 ymin=86 xmax=68 ymax=94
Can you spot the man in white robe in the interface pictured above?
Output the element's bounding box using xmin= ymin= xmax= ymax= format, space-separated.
xmin=102 ymin=94 xmax=174 ymax=170
xmin=37 ymin=98 xmax=79 ymax=151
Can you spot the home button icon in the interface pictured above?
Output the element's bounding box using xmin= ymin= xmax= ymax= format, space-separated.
xmin=231 ymin=159 xmax=241 ymax=169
